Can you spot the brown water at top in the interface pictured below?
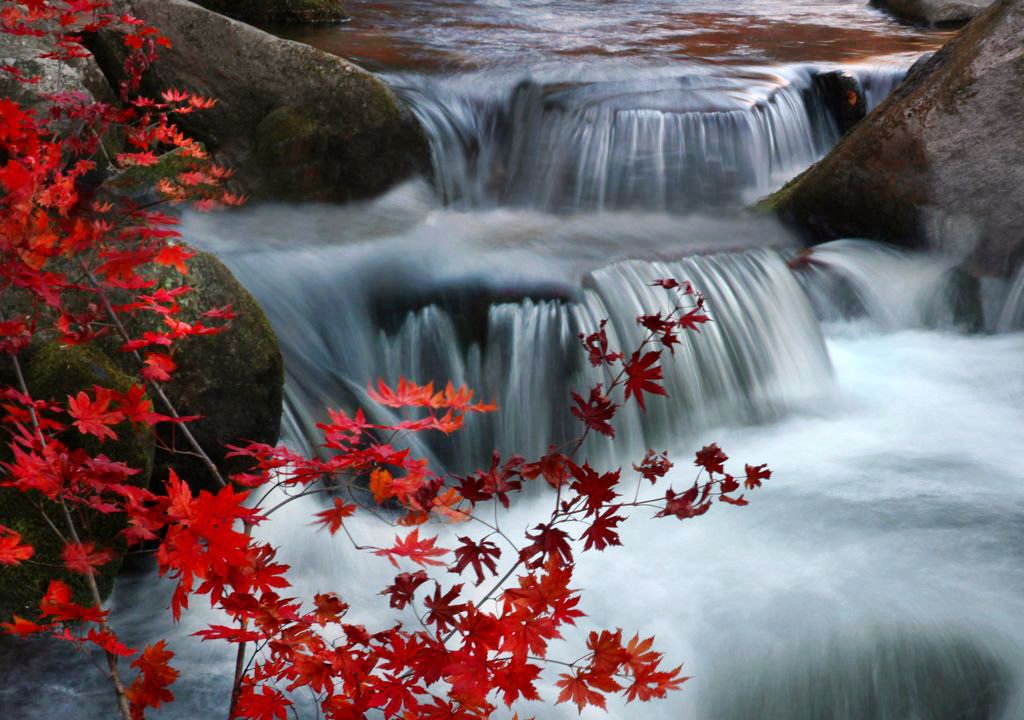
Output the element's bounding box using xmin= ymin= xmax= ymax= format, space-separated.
xmin=274 ymin=0 xmax=952 ymax=73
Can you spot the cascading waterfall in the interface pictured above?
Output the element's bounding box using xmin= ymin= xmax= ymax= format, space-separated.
xmin=855 ymin=61 xmax=911 ymax=111
xmin=395 ymin=63 xmax=907 ymax=212
xmin=206 ymin=229 xmax=971 ymax=480
xmin=374 ymin=250 xmax=832 ymax=469
xmin=792 ymin=239 xmax=961 ymax=330
xmin=207 ymin=236 xmax=833 ymax=472
xmin=997 ymin=264 xmax=1024 ymax=332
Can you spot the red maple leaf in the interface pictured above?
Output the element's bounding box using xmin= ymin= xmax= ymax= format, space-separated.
xmin=623 ymin=350 xmax=666 ymax=412
xmin=657 ymin=484 xmax=712 ymax=521
xmin=67 ymin=388 xmax=124 ymax=441
xmin=579 ymin=320 xmax=623 ymax=368
xmin=520 ymin=523 xmax=573 ymax=569
xmin=633 ymin=449 xmax=673 ymax=483
xmin=569 ymin=463 xmax=620 ymax=515
xmin=235 ymin=684 xmax=290 ymax=720
xmin=154 ymin=243 xmax=193 ymax=274
xmin=312 ymin=498 xmax=357 ymax=535
xmin=142 ymin=352 xmax=176 ymax=382
xmin=744 ymin=463 xmax=771 ymax=489
xmin=1 ymin=615 xmax=47 ymax=636
xmin=581 ymin=507 xmax=624 ymax=551
xmin=493 ymin=659 xmax=542 ymax=706
xmin=556 ymin=670 xmax=608 ymax=711
xmin=571 ymin=385 xmax=617 ymax=438
xmin=694 ymin=443 xmax=728 ymax=475
xmin=588 ymin=629 xmax=629 ymax=674
xmin=381 ymin=570 xmax=429 ymax=610
xmin=62 ymin=541 xmax=116 ymax=574
xmin=0 ymin=527 xmax=34 ymax=565
xmin=423 ymin=582 xmax=468 ymax=632
xmin=522 ymin=450 xmax=571 ymax=490
xmin=375 ymin=529 xmax=448 ymax=568
xmin=449 ymin=536 xmax=501 ymax=585
xmin=126 ymin=641 xmax=179 ymax=716
xmin=678 ymin=307 xmax=711 ymax=332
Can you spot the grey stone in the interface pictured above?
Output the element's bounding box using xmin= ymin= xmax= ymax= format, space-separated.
xmin=873 ymin=0 xmax=993 ymax=26
xmin=88 ymin=0 xmax=429 ymax=202
xmin=762 ymin=0 xmax=1024 ymax=278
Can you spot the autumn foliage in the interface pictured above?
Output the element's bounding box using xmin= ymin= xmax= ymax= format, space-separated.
xmin=0 ymin=2 xmax=770 ymax=719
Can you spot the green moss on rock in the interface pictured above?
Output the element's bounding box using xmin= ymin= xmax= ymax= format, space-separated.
xmin=0 ymin=343 xmax=154 ymax=620
xmin=137 ymin=249 xmax=284 ymax=492
xmin=86 ymin=0 xmax=429 ymax=203
xmin=103 ymin=147 xmax=196 ymax=199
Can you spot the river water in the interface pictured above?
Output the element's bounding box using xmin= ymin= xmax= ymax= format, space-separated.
xmin=5 ymin=2 xmax=1024 ymax=719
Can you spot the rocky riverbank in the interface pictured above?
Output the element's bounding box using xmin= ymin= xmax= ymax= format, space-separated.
xmin=762 ymin=0 xmax=1023 ymax=279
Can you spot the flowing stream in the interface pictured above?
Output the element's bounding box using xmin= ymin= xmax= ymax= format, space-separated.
xmin=4 ymin=2 xmax=1024 ymax=719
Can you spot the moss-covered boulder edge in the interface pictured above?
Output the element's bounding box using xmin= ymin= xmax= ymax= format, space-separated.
xmin=0 ymin=247 xmax=284 ymax=617
xmin=137 ymin=249 xmax=285 ymax=492
xmin=0 ymin=344 xmax=153 ymax=620
xmin=194 ymin=0 xmax=348 ymax=25
xmin=88 ymin=0 xmax=429 ymax=203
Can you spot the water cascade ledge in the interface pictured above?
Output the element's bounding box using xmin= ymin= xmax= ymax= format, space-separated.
xmin=394 ymin=63 xmax=908 ymax=213
xmin=195 ymin=227 xmax=965 ymax=474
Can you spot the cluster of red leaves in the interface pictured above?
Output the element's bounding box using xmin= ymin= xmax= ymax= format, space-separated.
xmin=183 ymin=281 xmax=770 ymax=719
xmin=1 ymin=0 xmax=239 ymax=358
xmin=0 ymin=1 xmax=238 ymax=717
xmin=0 ymin=2 xmax=772 ymax=719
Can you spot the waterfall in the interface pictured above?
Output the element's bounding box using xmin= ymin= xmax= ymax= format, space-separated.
xmin=395 ymin=63 xmax=908 ymax=213
xmin=197 ymin=226 xmax=831 ymax=472
xmin=367 ymin=250 xmax=832 ymax=468
xmin=997 ymin=264 xmax=1024 ymax=332
xmin=851 ymin=62 xmax=910 ymax=111
xmin=791 ymin=240 xmax=966 ymax=331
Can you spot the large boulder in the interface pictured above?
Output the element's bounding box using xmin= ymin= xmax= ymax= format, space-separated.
xmin=873 ymin=0 xmax=993 ymax=25
xmin=87 ymin=0 xmax=428 ymax=202
xmin=763 ymin=0 xmax=1024 ymax=278
xmin=193 ymin=0 xmax=348 ymax=25
xmin=0 ymin=343 xmax=153 ymax=619
xmin=0 ymin=31 xmax=114 ymax=111
xmin=140 ymin=249 xmax=284 ymax=492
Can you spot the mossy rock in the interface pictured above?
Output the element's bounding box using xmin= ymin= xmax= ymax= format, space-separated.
xmin=0 ymin=343 xmax=154 ymax=620
xmin=102 ymin=147 xmax=196 ymax=201
xmin=193 ymin=0 xmax=348 ymax=24
xmin=87 ymin=0 xmax=428 ymax=203
xmin=253 ymin=106 xmax=325 ymax=201
xmin=122 ymin=248 xmax=284 ymax=492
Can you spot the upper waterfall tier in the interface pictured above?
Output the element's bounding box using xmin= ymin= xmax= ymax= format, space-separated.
xmin=394 ymin=63 xmax=908 ymax=213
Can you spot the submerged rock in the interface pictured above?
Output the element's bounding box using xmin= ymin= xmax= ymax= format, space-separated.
xmin=762 ymin=0 xmax=1024 ymax=278
xmin=88 ymin=0 xmax=428 ymax=202
xmin=812 ymin=70 xmax=867 ymax=135
xmin=0 ymin=344 xmax=153 ymax=619
xmin=873 ymin=0 xmax=993 ymax=26
xmin=193 ymin=0 xmax=348 ymax=25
